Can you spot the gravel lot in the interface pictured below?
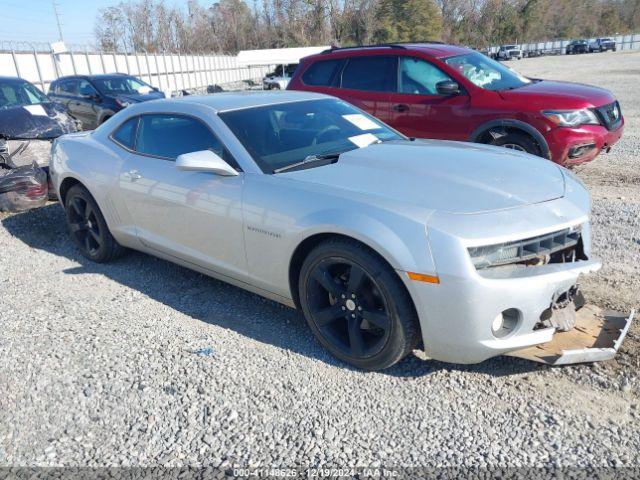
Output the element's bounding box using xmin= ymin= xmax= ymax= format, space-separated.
xmin=1 ymin=52 xmax=639 ymax=471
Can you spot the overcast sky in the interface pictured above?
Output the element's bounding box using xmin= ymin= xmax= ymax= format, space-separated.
xmin=0 ymin=0 xmax=208 ymax=47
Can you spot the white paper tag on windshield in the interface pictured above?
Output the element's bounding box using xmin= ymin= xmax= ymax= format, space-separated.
xmin=343 ymin=114 xmax=380 ymax=131
xmin=348 ymin=133 xmax=379 ymax=148
xmin=137 ymin=86 xmax=152 ymax=94
xmin=23 ymin=104 xmax=48 ymax=117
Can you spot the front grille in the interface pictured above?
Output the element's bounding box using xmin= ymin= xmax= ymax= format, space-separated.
xmin=595 ymin=101 xmax=622 ymax=131
xmin=468 ymin=227 xmax=583 ymax=270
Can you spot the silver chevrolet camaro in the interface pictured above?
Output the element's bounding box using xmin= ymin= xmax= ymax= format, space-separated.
xmin=50 ymin=91 xmax=632 ymax=370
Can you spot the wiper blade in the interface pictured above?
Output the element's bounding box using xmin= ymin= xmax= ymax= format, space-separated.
xmin=273 ymin=153 xmax=341 ymax=174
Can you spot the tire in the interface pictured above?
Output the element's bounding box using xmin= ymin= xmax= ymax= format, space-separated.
xmin=64 ymin=184 xmax=126 ymax=263
xmin=488 ymin=131 xmax=541 ymax=157
xmin=298 ymin=238 xmax=420 ymax=370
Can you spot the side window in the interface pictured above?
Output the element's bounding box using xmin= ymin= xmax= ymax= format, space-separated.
xmin=398 ymin=57 xmax=452 ymax=95
xmin=78 ymin=80 xmax=98 ymax=98
xmin=340 ymin=56 xmax=397 ymax=92
xmin=301 ymin=59 xmax=343 ymax=87
xmin=135 ymin=114 xmax=225 ymax=161
xmin=111 ymin=117 xmax=138 ymax=150
xmin=58 ymin=80 xmax=78 ymax=95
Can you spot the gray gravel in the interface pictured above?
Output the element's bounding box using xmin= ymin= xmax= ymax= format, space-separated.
xmin=1 ymin=52 xmax=639 ymax=470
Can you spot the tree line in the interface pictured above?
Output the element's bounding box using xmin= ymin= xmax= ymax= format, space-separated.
xmin=95 ymin=0 xmax=640 ymax=54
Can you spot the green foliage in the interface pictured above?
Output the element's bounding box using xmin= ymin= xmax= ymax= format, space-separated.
xmin=374 ymin=0 xmax=443 ymax=43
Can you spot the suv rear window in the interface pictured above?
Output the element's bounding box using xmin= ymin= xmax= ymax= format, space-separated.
xmin=301 ymin=59 xmax=343 ymax=87
xmin=341 ymin=56 xmax=397 ymax=92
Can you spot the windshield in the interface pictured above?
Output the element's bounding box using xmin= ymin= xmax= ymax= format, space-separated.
xmin=92 ymin=76 xmax=155 ymax=95
xmin=0 ymin=80 xmax=48 ymax=110
xmin=445 ymin=52 xmax=531 ymax=91
xmin=219 ymin=99 xmax=404 ymax=173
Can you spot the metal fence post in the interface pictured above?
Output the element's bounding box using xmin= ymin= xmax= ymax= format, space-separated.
xmin=85 ymin=48 xmax=93 ymax=75
xmin=162 ymin=53 xmax=171 ymax=95
xmin=99 ymin=52 xmax=106 ymax=74
xmin=170 ymin=54 xmax=179 ymax=94
xmin=33 ymin=47 xmax=46 ymax=92
xmin=144 ymin=51 xmax=152 ymax=85
xmin=178 ymin=53 xmax=187 ymax=91
xmin=69 ymin=48 xmax=77 ymax=74
xmin=10 ymin=49 xmax=21 ymax=78
xmin=134 ymin=52 xmax=143 ymax=78
xmin=123 ymin=51 xmax=131 ymax=74
xmin=153 ymin=53 xmax=161 ymax=90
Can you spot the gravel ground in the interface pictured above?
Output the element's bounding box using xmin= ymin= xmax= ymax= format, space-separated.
xmin=1 ymin=52 xmax=639 ymax=472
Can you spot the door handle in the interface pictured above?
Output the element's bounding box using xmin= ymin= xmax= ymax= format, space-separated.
xmin=393 ymin=104 xmax=409 ymax=112
xmin=124 ymin=170 xmax=142 ymax=181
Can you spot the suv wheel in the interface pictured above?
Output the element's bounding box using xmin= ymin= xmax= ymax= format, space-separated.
xmin=299 ymin=239 xmax=420 ymax=370
xmin=489 ymin=131 xmax=541 ymax=157
xmin=64 ymin=184 xmax=126 ymax=263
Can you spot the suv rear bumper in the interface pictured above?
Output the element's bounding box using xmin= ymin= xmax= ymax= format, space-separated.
xmin=547 ymin=121 xmax=624 ymax=166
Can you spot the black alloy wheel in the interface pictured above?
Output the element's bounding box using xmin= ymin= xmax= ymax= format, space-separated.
xmin=64 ymin=184 xmax=125 ymax=263
xmin=299 ymin=239 xmax=419 ymax=370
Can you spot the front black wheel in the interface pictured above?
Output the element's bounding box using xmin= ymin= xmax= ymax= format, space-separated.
xmin=64 ymin=184 xmax=125 ymax=263
xmin=489 ymin=131 xmax=542 ymax=157
xmin=299 ymin=239 xmax=420 ymax=370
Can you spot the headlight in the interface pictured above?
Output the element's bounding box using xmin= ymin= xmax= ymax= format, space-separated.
xmin=542 ymin=108 xmax=600 ymax=127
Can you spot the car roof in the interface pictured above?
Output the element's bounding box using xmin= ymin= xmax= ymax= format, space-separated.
xmin=0 ymin=76 xmax=31 ymax=83
xmin=171 ymin=90 xmax=331 ymax=113
xmin=309 ymin=43 xmax=471 ymax=60
xmin=52 ymin=73 xmax=131 ymax=82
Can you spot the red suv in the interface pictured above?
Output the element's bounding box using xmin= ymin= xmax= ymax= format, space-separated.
xmin=287 ymin=43 xmax=624 ymax=166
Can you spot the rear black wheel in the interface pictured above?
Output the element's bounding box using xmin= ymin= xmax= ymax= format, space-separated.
xmin=64 ymin=184 xmax=125 ymax=263
xmin=299 ymin=239 xmax=420 ymax=370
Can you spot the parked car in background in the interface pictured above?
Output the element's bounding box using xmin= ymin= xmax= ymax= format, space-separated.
xmin=262 ymin=64 xmax=298 ymax=90
xmin=589 ymin=37 xmax=617 ymax=52
xmin=50 ymin=92 xmax=632 ymax=370
xmin=497 ymin=45 xmax=522 ymax=60
xmin=48 ymin=74 xmax=165 ymax=130
xmin=0 ymin=76 xmax=77 ymax=145
xmin=288 ymin=43 xmax=624 ymax=166
xmin=566 ymin=40 xmax=589 ymax=55
xmin=0 ymin=76 xmax=78 ymax=210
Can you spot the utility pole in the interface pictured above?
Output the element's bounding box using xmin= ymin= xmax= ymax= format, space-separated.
xmin=52 ymin=0 xmax=64 ymax=43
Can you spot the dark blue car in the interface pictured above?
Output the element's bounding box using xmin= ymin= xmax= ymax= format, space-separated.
xmin=48 ymin=74 xmax=165 ymax=130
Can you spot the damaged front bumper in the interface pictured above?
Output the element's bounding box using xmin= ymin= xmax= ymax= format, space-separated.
xmin=507 ymin=305 xmax=635 ymax=365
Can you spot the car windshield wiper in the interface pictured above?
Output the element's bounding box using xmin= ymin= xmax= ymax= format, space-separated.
xmin=273 ymin=153 xmax=342 ymax=174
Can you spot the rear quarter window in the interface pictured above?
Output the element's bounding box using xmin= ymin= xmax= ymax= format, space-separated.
xmin=340 ymin=56 xmax=397 ymax=92
xmin=301 ymin=59 xmax=343 ymax=87
xmin=111 ymin=117 xmax=139 ymax=150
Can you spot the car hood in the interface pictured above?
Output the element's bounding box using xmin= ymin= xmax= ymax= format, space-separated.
xmin=282 ymin=140 xmax=565 ymax=215
xmin=0 ymin=102 xmax=78 ymax=139
xmin=115 ymin=91 xmax=165 ymax=103
xmin=499 ymin=80 xmax=616 ymax=108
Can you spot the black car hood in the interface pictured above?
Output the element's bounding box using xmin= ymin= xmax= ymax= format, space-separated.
xmin=0 ymin=102 xmax=78 ymax=139
xmin=115 ymin=91 xmax=165 ymax=103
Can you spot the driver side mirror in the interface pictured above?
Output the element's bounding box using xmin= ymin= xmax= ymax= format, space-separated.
xmin=176 ymin=150 xmax=238 ymax=176
xmin=436 ymin=80 xmax=461 ymax=96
